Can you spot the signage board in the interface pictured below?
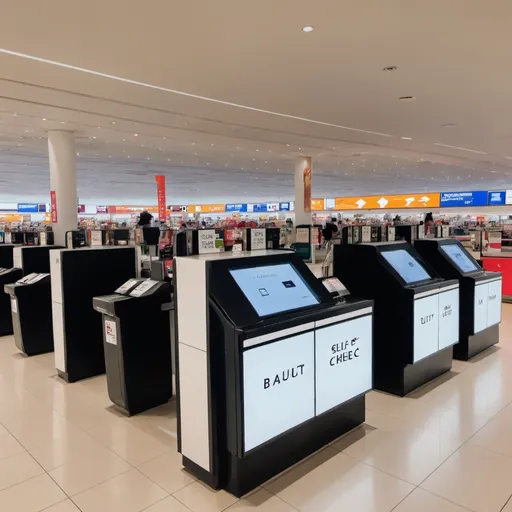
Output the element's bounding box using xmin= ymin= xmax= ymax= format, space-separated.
xmin=325 ymin=198 xmax=335 ymax=210
xmin=90 ymin=230 xmax=103 ymax=247
xmin=311 ymin=199 xmax=325 ymax=211
xmin=96 ymin=206 xmax=108 ymax=214
xmin=488 ymin=191 xmax=506 ymax=205
xmin=250 ymin=228 xmax=266 ymax=250
xmin=247 ymin=203 xmax=267 ymax=213
xmin=413 ymin=294 xmax=439 ymax=363
xmin=188 ymin=204 xmax=225 ymax=213
xmin=168 ymin=205 xmax=188 ymax=213
xmin=198 ymin=229 xmax=220 ymax=254
xmin=243 ymin=332 xmax=315 ymax=452
xmin=315 ymin=315 xmax=372 ymax=415
xmin=440 ymin=191 xmax=488 ymax=207
xmin=17 ymin=203 xmax=39 ymax=213
xmin=296 ymin=227 xmax=310 ymax=244
xmin=334 ymin=193 xmax=440 ymax=210
xmin=50 ymin=191 xmax=57 ymax=222
xmin=155 ymin=175 xmax=167 ymax=222
xmin=280 ymin=202 xmax=291 ymax=211
xmin=506 ymin=190 xmax=512 ymax=205
xmin=226 ymin=204 xmax=248 ymax=213
xmin=438 ymin=288 xmax=459 ymax=350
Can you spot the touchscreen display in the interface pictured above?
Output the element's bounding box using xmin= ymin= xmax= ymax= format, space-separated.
xmin=440 ymin=244 xmax=479 ymax=273
xmin=381 ymin=249 xmax=431 ymax=284
xmin=229 ymin=263 xmax=319 ymax=316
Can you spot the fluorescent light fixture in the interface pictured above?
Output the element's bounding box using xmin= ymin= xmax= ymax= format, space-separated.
xmin=401 ymin=137 xmax=412 ymax=140
xmin=302 ymin=25 xmax=314 ymax=32
xmin=434 ymin=143 xmax=487 ymax=155
xmin=0 ymin=47 xmax=393 ymax=138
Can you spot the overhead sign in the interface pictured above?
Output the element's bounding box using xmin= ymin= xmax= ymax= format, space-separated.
xmin=168 ymin=205 xmax=188 ymax=213
xmin=506 ymin=190 xmax=512 ymax=205
xmin=155 ymin=175 xmax=167 ymax=222
xmin=279 ymin=202 xmax=291 ymax=211
xmin=226 ymin=204 xmax=248 ymax=213
xmin=17 ymin=203 xmax=39 ymax=213
xmin=440 ymin=191 xmax=488 ymax=207
xmin=488 ymin=191 xmax=506 ymax=205
xmin=334 ymin=193 xmax=440 ymax=210
xmin=188 ymin=204 xmax=225 ymax=213
xmin=311 ymin=199 xmax=325 ymax=211
xmin=96 ymin=206 xmax=108 ymax=213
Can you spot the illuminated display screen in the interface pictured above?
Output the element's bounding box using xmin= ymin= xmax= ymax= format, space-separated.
xmin=440 ymin=244 xmax=480 ymax=273
xmin=381 ymin=250 xmax=431 ymax=284
xmin=229 ymin=263 xmax=319 ymax=316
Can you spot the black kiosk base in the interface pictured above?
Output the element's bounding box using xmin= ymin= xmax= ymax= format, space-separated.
xmin=175 ymin=250 xmax=374 ymax=497
xmin=5 ymin=274 xmax=53 ymax=355
xmin=415 ymin=239 xmax=502 ymax=361
xmin=335 ymin=242 xmax=459 ymax=397
xmin=0 ymin=268 xmax=24 ymax=336
xmin=93 ymin=278 xmax=173 ymax=416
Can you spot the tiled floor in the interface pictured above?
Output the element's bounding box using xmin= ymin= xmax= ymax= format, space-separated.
xmin=1 ymin=307 xmax=512 ymax=511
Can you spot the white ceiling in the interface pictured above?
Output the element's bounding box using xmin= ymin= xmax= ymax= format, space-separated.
xmin=1 ymin=0 xmax=512 ymax=205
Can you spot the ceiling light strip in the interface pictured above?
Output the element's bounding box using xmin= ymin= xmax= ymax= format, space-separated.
xmin=0 ymin=48 xmax=393 ymax=138
xmin=434 ymin=143 xmax=488 ymax=155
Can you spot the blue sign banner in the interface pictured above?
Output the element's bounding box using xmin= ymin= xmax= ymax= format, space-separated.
xmin=488 ymin=191 xmax=506 ymax=205
xmin=280 ymin=202 xmax=291 ymax=211
xmin=225 ymin=204 xmax=247 ymax=212
xmin=440 ymin=191 xmax=488 ymax=207
xmin=17 ymin=203 xmax=39 ymax=213
xmin=247 ymin=203 xmax=267 ymax=213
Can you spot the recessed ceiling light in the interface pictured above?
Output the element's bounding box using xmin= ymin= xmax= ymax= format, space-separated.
xmin=134 ymin=133 xmax=138 ymax=136
xmin=92 ymin=136 xmax=96 ymax=140
xmin=42 ymin=118 xmax=47 ymax=121
xmin=110 ymin=121 xmax=115 ymax=125
xmin=401 ymin=137 xmax=412 ymax=140
xmin=302 ymin=25 xmax=314 ymax=33
xmin=61 ymin=121 xmax=66 ymax=124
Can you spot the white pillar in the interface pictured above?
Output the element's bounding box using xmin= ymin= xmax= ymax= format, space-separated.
xmin=294 ymin=156 xmax=312 ymax=225
xmin=48 ymin=131 xmax=77 ymax=245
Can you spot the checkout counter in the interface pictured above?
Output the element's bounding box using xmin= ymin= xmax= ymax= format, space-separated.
xmin=93 ymin=278 xmax=173 ymax=415
xmin=51 ymin=247 xmax=139 ymax=383
xmin=175 ymin=250 xmax=373 ymax=496
xmin=334 ymin=241 xmax=459 ymax=396
xmin=415 ymin=239 xmax=502 ymax=360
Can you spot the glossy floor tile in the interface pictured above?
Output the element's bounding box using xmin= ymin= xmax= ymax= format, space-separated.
xmin=0 ymin=306 xmax=511 ymax=511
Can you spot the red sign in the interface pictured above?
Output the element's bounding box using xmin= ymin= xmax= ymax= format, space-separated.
xmin=97 ymin=206 xmax=108 ymax=213
xmin=155 ymin=175 xmax=167 ymax=222
xmin=50 ymin=190 xmax=58 ymax=223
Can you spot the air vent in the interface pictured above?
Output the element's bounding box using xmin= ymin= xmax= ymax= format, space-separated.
xmin=399 ymin=96 xmax=415 ymax=101
xmin=383 ymin=66 xmax=397 ymax=72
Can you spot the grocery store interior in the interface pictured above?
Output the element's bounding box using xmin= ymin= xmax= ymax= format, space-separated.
xmin=2 ymin=1 xmax=512 ymax=511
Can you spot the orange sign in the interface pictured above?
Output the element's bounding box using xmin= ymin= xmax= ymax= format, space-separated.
xmin=110 ymin=205 xmax=159 ymax=214
xmin=303 ymin=168 xmax=312 ymax=212
xmin=334 ymin=193 xmax=440 ymax=210
xmin=311 ymin=199 xmax=325 ymax=211
xmin=187 ymin=204 xmax=226 ymax=213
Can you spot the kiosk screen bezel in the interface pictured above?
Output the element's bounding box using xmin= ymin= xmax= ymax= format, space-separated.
xmin=379 ymin=247 xmax=433 ymax=286
xmin=439 ymin=242 xmax=481 ymax=275
xmin=208 ymin=252 xmax=334 ymax=326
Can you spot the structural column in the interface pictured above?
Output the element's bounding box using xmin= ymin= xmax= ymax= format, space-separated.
xmin=48 ymin=131 xmax=78 ymax=246
xmin=294 ymin=156 xmax=312 ymax=226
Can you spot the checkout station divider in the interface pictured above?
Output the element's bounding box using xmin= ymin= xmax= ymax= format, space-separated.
xmin=51 ymin=246 xmax=140 ymax=383
xmin=334 ymin=241 xmax=460 ymax=396
xmin=174 ymin=250 xmax=374 ymax=496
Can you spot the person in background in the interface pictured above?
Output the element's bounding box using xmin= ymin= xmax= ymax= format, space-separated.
xmin=322 ymin=217 xmax=338 ymax=242
xmin=424 ymin=212 xmax=434 ymax=234
xmin=137 ymin=210 xmax=153 ymax=227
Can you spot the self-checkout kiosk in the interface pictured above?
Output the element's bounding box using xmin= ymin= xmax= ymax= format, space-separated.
xmin=5 ymin=273 xmax=53 ymax=355
xmin=415 ymin=239 xmax=502 ymax=360
xmin=174 ymin=250 xmax=373 ymax=496
xmin=92 ymin=278 xmax=173 ymax=415
xmin=334 ymin=241 xmax=459 ymax=396
xmin=51 ymin=247 xmax=139 ymax=382
xmin=0 ymin=245 xmax=60 ymax=339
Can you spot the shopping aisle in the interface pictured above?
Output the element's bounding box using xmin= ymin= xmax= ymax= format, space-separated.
xmin=0 ymin=308 xmax=511 ymax=511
